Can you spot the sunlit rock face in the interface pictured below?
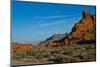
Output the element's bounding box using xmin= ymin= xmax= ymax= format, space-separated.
xmin=45 ymin=10 xmax=96 ymax=47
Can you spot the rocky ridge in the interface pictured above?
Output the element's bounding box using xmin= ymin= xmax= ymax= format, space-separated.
xmin=45 ymin=10 xmax=96 ymax=47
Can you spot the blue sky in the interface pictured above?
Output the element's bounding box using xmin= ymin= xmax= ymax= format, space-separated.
xmin=12 ymin=1 xmax=96 ymax=44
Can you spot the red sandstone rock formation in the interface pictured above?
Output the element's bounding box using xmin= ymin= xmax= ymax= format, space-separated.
xmin=45 ymin=10 xmax=96 ymax=47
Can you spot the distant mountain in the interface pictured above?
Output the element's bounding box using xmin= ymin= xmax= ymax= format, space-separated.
xmin=45 ymin=10 xmax=96 ymax=47
xmin=38 ymin=33 xmax=68 ymax=45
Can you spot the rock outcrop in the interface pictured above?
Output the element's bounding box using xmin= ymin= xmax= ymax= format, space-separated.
xmin=45 ymin=10 xmax=96 ymax=47
xmin=39 ymin=33 xmax=67 ymax=45
xmin=12 ymin=42 xmax=33 ymax=51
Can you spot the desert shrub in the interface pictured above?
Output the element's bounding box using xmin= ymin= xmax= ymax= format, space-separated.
xmin=13 ymin=51 xmax=27 ymax=60
xmin=48 ymin=54 xmax=81 ymax=63
xmin=82 ymin=44 xmax=95 ymax=48
xmin=12 ymin=44 xmax=96 ymax=64
xmin=61 ymin=48 xmax=74 ymax=55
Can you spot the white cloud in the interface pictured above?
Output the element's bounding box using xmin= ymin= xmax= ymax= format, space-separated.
xmin=16 ymin=0 xmax=96 ymax=5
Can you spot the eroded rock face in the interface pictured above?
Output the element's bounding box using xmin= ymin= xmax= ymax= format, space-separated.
xmin=67 ymin=10 xmax=96 ymax=45
xmin=12 ymin=42 xmax=33 ymax=51
xmin=45 ymin=10 xmax=96 ymax=47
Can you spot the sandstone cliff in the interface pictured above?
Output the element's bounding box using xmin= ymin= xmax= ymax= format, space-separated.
xmin=45 ymin=10 xmax=96 ymax=47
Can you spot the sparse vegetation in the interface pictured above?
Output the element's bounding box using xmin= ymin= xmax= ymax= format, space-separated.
xmin=12 ymin=44 xmax=96 ymax=65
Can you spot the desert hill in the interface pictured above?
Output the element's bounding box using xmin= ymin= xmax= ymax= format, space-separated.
xmin=39 ymin=33 xmax=67 ymax=45
xmin=45 ymin=10 xmax=96 ymax=47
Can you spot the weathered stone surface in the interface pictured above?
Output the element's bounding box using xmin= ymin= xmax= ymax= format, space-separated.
xmin=45 ymin=10 xmax=96 ymax=47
